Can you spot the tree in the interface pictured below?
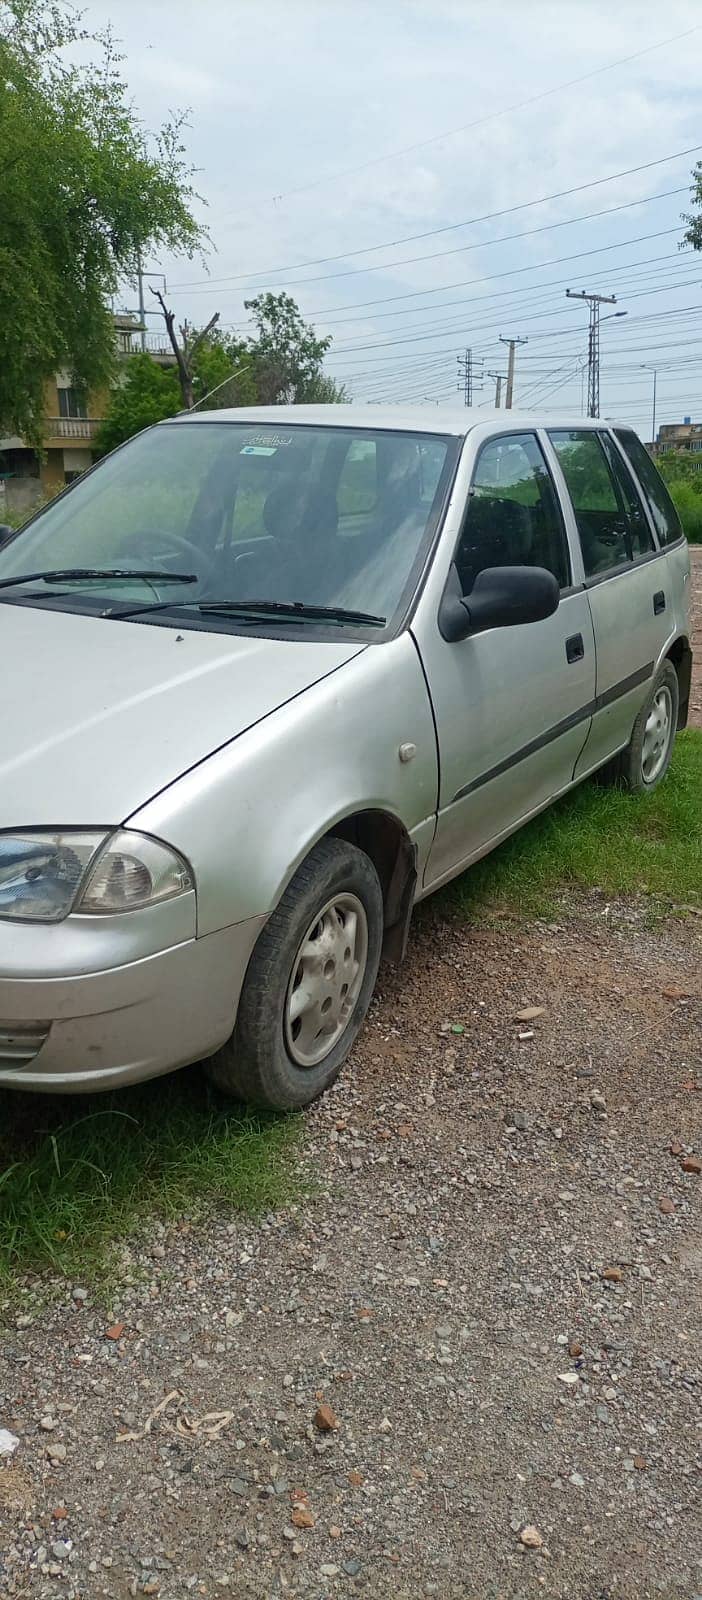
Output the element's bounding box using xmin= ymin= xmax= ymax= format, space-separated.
xmin=150 ymin=289 xmax=220 ymax=410
xmin=0 ymin=0 xmax=205 ymax=442
xmin=93 ymin=355 xmax=180 ymax=456
xmin=190 ymin=328 xmax=258 ymax=410
xmin=656 ymin=449 xmax=702 ymax=491
xmin=683 ymin=160 xmax=702 ymax=253
xmin=244 ymin=292 xmax=335 ymax=403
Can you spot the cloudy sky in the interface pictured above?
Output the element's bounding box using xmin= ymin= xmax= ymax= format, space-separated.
xmin=85 ymin=0 xmax=702 ymax=432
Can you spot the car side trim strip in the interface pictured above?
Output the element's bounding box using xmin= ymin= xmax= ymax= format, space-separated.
xmin=451 ymin=661 xmax=654 ymax=803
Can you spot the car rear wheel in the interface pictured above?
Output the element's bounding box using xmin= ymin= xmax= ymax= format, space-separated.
xmin=205 ymin=838 xmax=383 ymax=1109
xmin=597 ymin=660 xmax=679 ymax=794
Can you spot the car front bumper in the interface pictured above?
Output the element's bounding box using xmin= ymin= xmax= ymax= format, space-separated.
xmin=0 ymin=907 xmax=266 ymax=1093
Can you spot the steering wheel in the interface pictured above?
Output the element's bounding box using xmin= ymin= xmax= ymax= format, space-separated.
xmin=114 ymin=530 xmax=214 ymax=587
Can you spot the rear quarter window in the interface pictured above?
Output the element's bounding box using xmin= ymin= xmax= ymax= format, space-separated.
xmin=613 ymin=429 xmax=683 ymax=547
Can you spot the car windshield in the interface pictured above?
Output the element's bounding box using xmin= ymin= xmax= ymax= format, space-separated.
xmin=0 ymin=421 xmax=454 ymax=633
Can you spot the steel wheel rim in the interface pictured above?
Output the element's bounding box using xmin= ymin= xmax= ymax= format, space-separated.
xmin=284 ymin=892 xmax=369 ymax=1068
xmin=641 ymin=685 xmax=673 ymax=785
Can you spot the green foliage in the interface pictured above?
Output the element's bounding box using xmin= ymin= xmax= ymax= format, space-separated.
xmin=668 ymin=480 xmax=702 ymax=543
xmin=656 ymin=450 xmax=702 ymax=488
xmin=447 ymin=731 xmax=702 ymax=919
xmin=682 ymin=158 xmax=702 ymax=253
xmin=190 ymin=327 xmax=258 ymax=411
xmin=244 ymin=291 xmax=334 ymax=404
xmin=93 ymin=355 xmax=180 ymax=456
xmin=655 ymin=453 xmax=702 ymax=543
xmin=0 ymin=0 xmax=205 ymax=443
xmin=0 ymin=1073 xmax=301 ymax=1284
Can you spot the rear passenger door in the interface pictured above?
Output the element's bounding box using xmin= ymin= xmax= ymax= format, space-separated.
xmin=548 ymin=428 xmax=671 ymax=775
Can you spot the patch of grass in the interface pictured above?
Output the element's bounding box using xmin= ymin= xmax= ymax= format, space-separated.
xmin=0 ymin=1071 xmax=301 ymax=1288
xmin=446 ymin=730 xmax=702 ymax=919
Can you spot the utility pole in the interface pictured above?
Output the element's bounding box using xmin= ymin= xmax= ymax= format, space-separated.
xmin=565 ymin=289 xmax=617 ymax=417
xmin=488 ymin=369 xmax=507 ymax=408
xmin=137 ymin=252 xmax=146 ymax=352
xmin=641 ymin=365 xmax=658 ymax=447
xmin=456 ymin=348 xmax=483 ymax=406
xmin=499 ymin=335 xmax=527 ymax=409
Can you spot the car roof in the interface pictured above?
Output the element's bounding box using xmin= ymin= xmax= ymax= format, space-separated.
xmin=169 ymin=403 xmax=628 ymax=438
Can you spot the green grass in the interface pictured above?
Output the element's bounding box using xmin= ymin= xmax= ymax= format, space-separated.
xmin=447 ymin=729 xmax=702 ymax=919
xmin=0 ymin=1072 xmax=300 ymax=1290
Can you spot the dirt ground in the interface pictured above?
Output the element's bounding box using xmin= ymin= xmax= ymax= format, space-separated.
xmin=1 ymin=555 xmax=701 ymax=1600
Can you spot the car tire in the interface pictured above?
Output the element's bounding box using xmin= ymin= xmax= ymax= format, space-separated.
xmin=596 ymin=660 xmax=679 ymax=795
xmin=205 ymin=838 xmax=383 ymax=1109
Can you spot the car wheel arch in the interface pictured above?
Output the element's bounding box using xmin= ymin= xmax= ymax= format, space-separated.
xmin=664 ymin=636 xmax=692 ymax=728
xmin=269 ymin=808 xmax=417 ymax=965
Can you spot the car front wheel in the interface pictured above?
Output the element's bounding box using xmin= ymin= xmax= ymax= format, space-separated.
xmin=205 ymin=838 xmax=383 ymax=1109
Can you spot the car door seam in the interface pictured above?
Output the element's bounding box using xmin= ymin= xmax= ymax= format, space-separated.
xmin=450 ymin=661 xmax=653 ymax=804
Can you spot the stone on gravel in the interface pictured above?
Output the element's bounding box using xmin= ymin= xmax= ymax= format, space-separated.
xmin=681 ymin=1155 xmax=701 ymax=1174
xmin=519 ymin=1525 xmax=544 ymax=1549
xmin=659 ymin=1196 xmax=676 ymax=1214
xmin=313 ymin=1403 xmax=339 ymax=1433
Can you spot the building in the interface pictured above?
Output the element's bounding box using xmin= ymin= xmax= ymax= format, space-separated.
xmin=0 ymin=314 xmax=175 ymax=517
xmin=655 ymin=418 xmax=702 ymax=470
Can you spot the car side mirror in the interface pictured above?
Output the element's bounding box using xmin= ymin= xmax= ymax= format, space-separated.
xmin=439 ymin=564 xmax=560 ymax=642
xmin=0 ymin=524 xmax=15 ymax=549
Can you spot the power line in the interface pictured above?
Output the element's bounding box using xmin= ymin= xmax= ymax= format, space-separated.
xmin=288 ymin=250 xmax=697 ymax=329
xmin=302 ymin=225 xmax=687 ymax=319
xmin=258 ymin=23 xmax=702 ymax=207
xmin=175 ymin=184 xmax=691 ymax=294
xmin=173 ymin=146 xmax=702 ymax=288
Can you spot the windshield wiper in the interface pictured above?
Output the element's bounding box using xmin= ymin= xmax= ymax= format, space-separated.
xmin=105 ymin=597 xmax=386 ymax=626
xmin=0 ymin=568 xmax=198 ymax=591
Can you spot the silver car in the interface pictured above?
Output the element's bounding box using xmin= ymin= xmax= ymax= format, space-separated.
xmin=0 ymin=407 xmax=692 ymax=1106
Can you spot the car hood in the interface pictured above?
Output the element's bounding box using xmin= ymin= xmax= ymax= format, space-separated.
xmin=0 ymin=606 xmax=364 ymax=827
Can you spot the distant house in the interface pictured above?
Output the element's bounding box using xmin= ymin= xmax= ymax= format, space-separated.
xmin=654 ymin=418 xmax=702 ymax=471
xmin=0 ymin=313 xmax=175 ymax=516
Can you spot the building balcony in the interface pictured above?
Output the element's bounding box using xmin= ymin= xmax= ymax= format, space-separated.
xmin=45 ymin=417 xmax=100 ymax=441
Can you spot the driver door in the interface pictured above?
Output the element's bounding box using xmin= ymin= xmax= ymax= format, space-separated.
xmin=415 ymin=430 xmax=597 ymax=890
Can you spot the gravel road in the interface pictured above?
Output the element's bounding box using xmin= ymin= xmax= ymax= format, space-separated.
xmin=1 ymin=555 xmax=700 ymax=1600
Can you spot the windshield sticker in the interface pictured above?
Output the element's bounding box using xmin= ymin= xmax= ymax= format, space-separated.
xmin=240 ymin=444 xmax=278 ymax=456
xmin=245 ymin=432 xmax=294 ymax=448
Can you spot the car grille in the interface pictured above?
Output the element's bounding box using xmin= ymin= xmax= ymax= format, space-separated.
xmin=0 ymin=1022 xmax=50 ymax=1068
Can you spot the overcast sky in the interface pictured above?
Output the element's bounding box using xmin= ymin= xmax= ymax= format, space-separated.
xmin=84 ymin=0 xmax=702 ymax=432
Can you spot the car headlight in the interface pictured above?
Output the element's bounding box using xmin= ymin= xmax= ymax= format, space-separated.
xmin=0 ymin=830 xmax=193 ymax=923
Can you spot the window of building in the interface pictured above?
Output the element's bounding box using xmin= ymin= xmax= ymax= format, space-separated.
xmin=57 ymin=387 xmax=87 ymax=420
xmin=455 ymin=431 xmax=570 ymax=595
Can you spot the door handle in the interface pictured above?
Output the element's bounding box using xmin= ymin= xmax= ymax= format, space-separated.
xmin=653 ymin=590 xmax=666 ymax=615
xmin=566 ymin=632 xmax=585 ymax=663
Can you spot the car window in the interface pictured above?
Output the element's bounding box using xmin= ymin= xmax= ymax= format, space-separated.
xmin=455 ymin=431 xmax=570 ymax=595
xmin=549 ymin=429 xmax=632 ymax=578
xmin=0 ymin=422 xmax=455 ymax=633
xmin=599 ymin=432 xmax=655 ymax=559
xmin=613 ymin=428 xmax=684 ymax=547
